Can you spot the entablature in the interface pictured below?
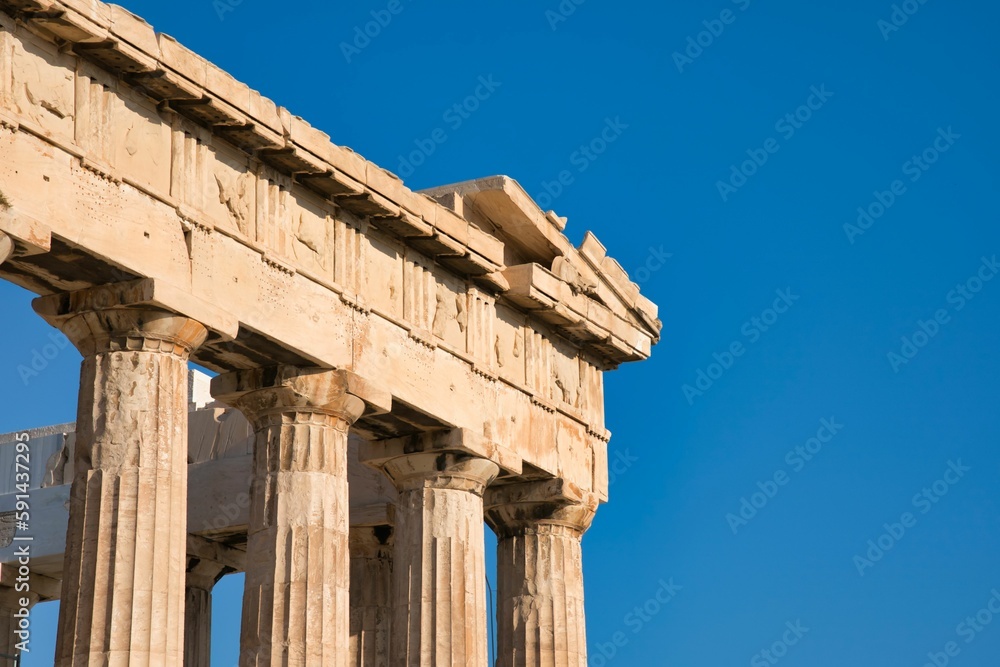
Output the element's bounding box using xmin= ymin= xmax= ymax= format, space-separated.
xmin=0 ymin=0 xmax=660 ymax=370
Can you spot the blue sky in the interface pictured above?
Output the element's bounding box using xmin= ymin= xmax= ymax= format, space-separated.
xmin=6 ymin=0 xmax=1000 ymax=665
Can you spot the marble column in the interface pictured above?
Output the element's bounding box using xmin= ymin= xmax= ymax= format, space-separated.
xmin=33 ymin=288 xmax=209 ymax=666
xmin=349 ymin=525 xmax=393 ymax=667
xmin=484 ymin=480 xmax=598 ymax=667
xmin=0 ymin=587 xmax=38 ymax=664
xmin=212 ymin=366 xmax=388 ymax=667
xmin=184 ymin=560 xmax=230 ymax=667
xmin=368 ymin=442 xmax=498 ymax=667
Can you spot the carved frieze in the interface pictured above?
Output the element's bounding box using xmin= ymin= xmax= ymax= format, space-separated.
xmin=214 ymin=168 xmax=251 ymax=235
xmin=403 ymin=251 xmax=435 ymax=342
xmin=0 ymin=8 xmax=628 ymax=445
xmin=337 ymin=212 xmax=368 ymax=307
xmin=11 ymin=35 xmax=74 ymax=138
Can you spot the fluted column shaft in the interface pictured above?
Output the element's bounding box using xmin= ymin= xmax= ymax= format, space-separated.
xmin=380 ymin=452 xmax=499 ymax=667
xmin=184 ymin=561 xmax=229 ymax=667
xmin=33 ymin=292 xmax=209 ymax=667
xmin=212 ymin=367 xmax=386 ymax=667
xmin=183 ymin=586 xmax=211 ymax=667
xmin=246 ymin=410 xmax=351 ymax=667
xmin=485 ymin=483 xmax=597 ymax=667
xmin=349 ymin=525 xmax=393 ymax=667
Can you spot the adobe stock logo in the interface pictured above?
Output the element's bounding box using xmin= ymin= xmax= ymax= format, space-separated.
xmin=750 ymin=621 xmax=810 ymax=667
xmin=533 ymin=117 xmax=629 ymax=210
xmin=631 ymin=246 xmax=672 ymax=285
xmin=921 ymin=588 xmax=1000 ymax=667
xmin=213 ymin=0 xmax=247 ymax=21
xmin=878 ymin=0 xmax=932 ymax=40
xmin=16 ymin=331 xmax=71 ymax=386
xmin=339 ymin=0 xmax=414 ymax=64
xmin=607 ymin=449 xmax=639 ymax=486
xmin=725 ymin=418 xmax=844 ymax=535
xmin=545 ymin=0 xmax=587 ymax=30
xmin=395 ymin=75 xmax=502 ymax=178
xmin=672 ymin=0 xmax=753 ymax=73
xmin=852 ymin=460 xmax=970 ymax=576
xmin=588 ymin=578 xmax=682 ymax=666
xmin=682 ymin=288 xmax=799 ymax=405
xmin=887 ymin=255 xmax=997 ymax=373
xmin=843 ymin=126 xmax=960 ymax=244
xmin=716 ymin=85 xmax=834 ymax=202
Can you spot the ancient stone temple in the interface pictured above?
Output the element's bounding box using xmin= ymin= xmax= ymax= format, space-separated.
xmin=0 ymin=1 xmax=660 ymax=664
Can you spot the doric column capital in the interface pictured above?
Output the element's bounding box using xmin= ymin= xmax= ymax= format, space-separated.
xmin=31 ymin=278 xmax=237 ymax=357
xmin=211 ymin=366 xmax=391 ymax=430
xmin=45 ymin=308 xmax=207 ymax=358
xmin=0 ymin=232 xmax=12 ymax=265
xmin=485 ymin=479 xmax=599 ymax=539
xmin=382 ymin=451 xmax=500 ymax=494
xmin=360 ymin=427 xmax=514 ymax=493
xmin=215 ymin=367 xmax=380 ymax=664
xmin=378 ymin=431 xmax=498 ymax=664
xmin=50 ymin=285 xmax=205 ymax=664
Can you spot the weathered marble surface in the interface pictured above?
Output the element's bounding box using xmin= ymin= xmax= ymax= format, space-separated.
xmin=486 ymin=481 xmax=597 ymax=667
xmin=33 ymin=290 xmax=209 ymax=667
xmin=369 ymin=445 xmax=499 ymax=667
xmin=213 ymin=366 xmax=390 ymax=667
xmin=349 ymin=525 xmax=393 ymax=667
xmin=0 ymin=0 xmax=662 ymax=664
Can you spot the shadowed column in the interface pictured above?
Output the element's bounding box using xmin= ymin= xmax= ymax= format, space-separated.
xmin=212 ymin=366 xmax=389 ymax=667
xmin=33 ymin=284 xmax=213 ymax=666
xmin=349 ymin=525 xmax=393 ymax=667
xmin=485 ymin=480 xmax=598 ymax=667
xmin=184 ymin=560 xmax=231 ymax=667
xmin=362 ymin=431 xmax=503 ymax=667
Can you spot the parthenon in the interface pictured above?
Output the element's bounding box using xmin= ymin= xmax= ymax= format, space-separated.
xmin=0 ymin=0 xmax=661 ymax=664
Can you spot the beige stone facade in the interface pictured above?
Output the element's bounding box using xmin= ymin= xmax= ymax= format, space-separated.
xmin=0 ymin=0 xmax=660 ymax=664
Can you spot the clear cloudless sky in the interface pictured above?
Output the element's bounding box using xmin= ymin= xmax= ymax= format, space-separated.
xmin=5 ymin=0 xmax=1000 ymax=665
